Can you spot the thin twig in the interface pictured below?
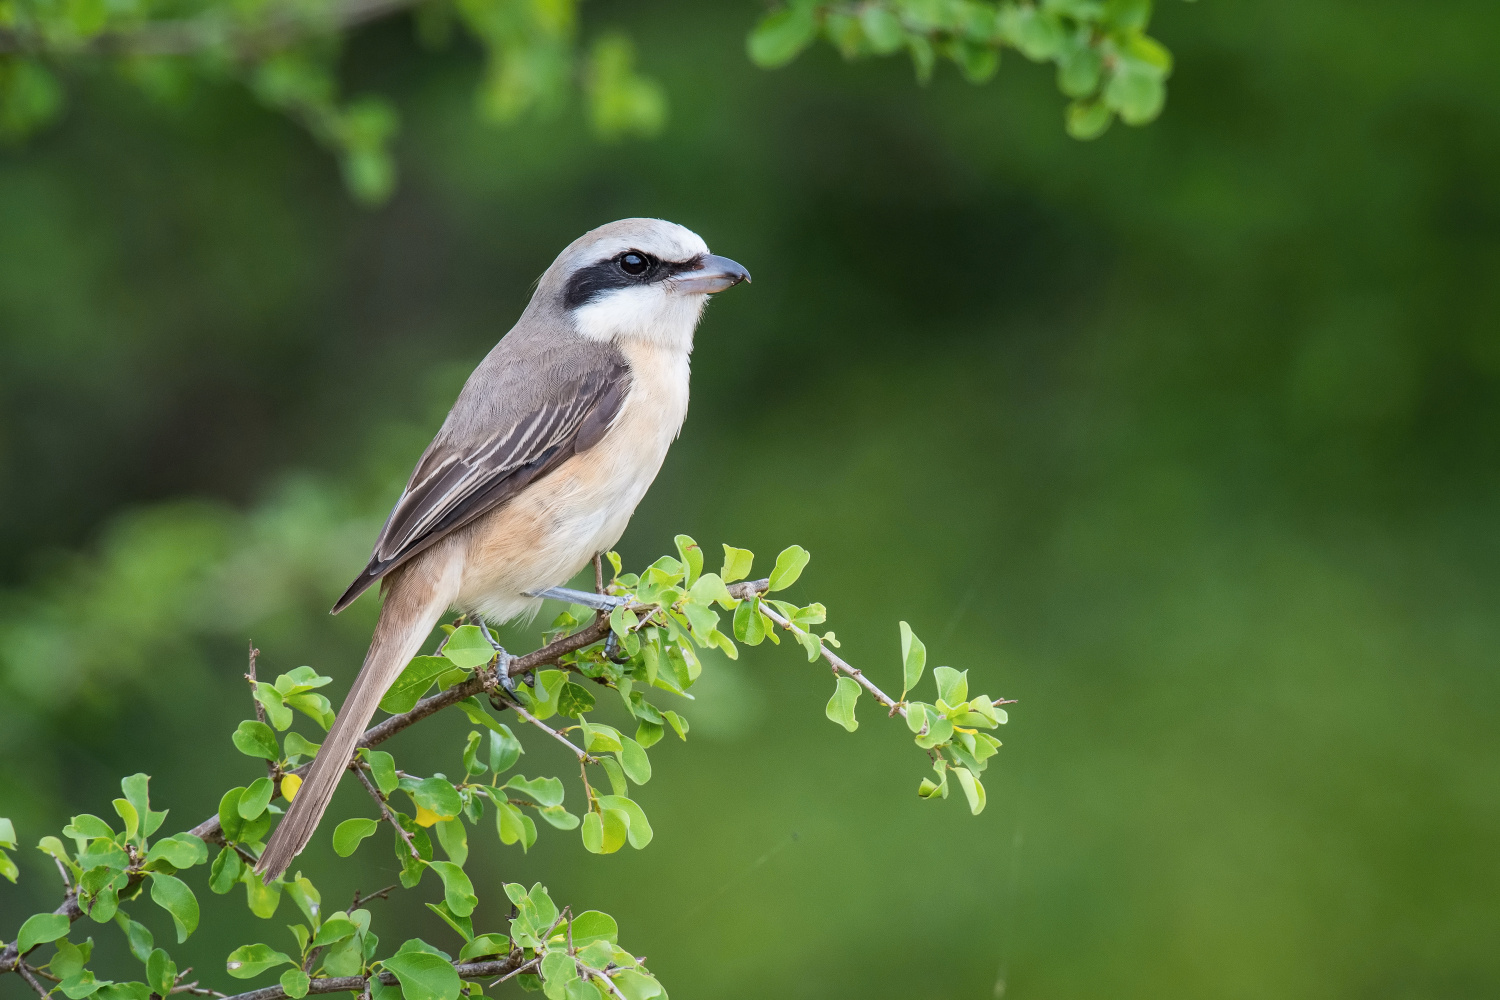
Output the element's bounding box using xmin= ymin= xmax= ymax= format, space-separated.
xmin=5 ymin=578 xmax=775 ymax=965
xmin=217 ymin=958 xmax=522 ymax=1000
xmin=589 ymin=969 xmax=631 ymax=1000
xmin=509 ymin=703 xmax=593 ymax=763
xmin=15 ymin=963 xmax=52 ymax=999
xmin=349 ymin=884 xmax=397 ymax=910
xmin=246 ymin=644 xmax=276 ymax=780
xmin=755 ymin=601 xmax=906 ymax=717
xmin=51 ymin=854 xmax=72 ymax=892
xmin=353 ymin=766 xmax=419 ymax=861
xmin=488 ymin=956 xmax=541 ymax=988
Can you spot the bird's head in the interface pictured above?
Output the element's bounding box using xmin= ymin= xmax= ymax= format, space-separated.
xmin=539 ymin=218 xmax=750 ymax=349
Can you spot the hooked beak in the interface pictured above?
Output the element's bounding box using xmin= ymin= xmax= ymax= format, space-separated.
xmin=673 ymin=254 xmax=751 ymax=294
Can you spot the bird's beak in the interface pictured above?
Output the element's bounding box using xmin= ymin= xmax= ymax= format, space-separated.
xmin=674 ymin=254 xmax=751 ymax=294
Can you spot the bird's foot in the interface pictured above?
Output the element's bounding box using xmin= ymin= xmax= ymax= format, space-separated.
xmin=472 ymin=620 xmax=523 ymax=698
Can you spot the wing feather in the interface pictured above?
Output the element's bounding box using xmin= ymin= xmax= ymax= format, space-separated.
xmin=331 ymin=358 xmax=629 ymax=614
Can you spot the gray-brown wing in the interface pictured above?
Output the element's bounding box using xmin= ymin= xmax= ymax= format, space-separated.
xmin=331 ymin=360 xmax=629 ymax=613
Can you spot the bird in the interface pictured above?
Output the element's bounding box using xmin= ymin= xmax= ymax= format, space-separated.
xmin=254 ymin=218 xmax=750 ymax=880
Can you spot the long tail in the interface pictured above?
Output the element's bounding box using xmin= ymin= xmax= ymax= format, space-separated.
xmin=255 ymin=559 xmax=456 ymax=882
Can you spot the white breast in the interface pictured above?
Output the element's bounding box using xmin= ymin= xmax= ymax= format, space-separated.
xmin=455 ymin=339 xmax=691 ymax=623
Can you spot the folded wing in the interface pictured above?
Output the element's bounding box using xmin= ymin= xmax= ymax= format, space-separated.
xmin=332 ymin=356 xmax=630 ymax=613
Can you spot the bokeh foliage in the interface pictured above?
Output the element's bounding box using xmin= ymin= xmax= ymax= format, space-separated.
xmin=0 ymin=0 xmax=1183 ymax=201
xmin=2 ymin=0 xmax=1500 ymax=998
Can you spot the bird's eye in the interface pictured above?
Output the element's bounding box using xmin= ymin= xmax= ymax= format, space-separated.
xmin=618 ymin=252 xmax=650 ymax=276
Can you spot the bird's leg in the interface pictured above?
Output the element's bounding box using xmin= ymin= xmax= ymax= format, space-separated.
xmin=473 ymin=619 xmax=521 ymax=697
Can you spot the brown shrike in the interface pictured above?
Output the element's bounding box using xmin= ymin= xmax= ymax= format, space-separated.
xmin=255 ymin=219 xmax=749 ymax=880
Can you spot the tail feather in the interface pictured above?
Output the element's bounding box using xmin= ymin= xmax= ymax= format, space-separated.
xmin=256 ymin=563 xmax=455 ymax=882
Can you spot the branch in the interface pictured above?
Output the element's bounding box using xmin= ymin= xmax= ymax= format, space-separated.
xmin=508 ymin=704 xmax=592 ymax=763
xmin=15 ymin=963 xmax=52 ymax=999
xmin=753 ymin=600 xmax=907 ymax=717
xmin=352 ymin=765 xmax=419 ymax=861
xmin=7 ymin=577 xmax=776 ymax=968
xmin=218 ymin=957 xmax=524 ymax=1000
xmin=0 ymin=0 xmax=423 ymax=57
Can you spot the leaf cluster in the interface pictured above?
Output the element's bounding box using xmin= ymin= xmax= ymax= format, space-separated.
xmin=748 ymin=0 xmax=1182 ymax=139
xmin=1 ymin=538 xmax=1010 ymax=1000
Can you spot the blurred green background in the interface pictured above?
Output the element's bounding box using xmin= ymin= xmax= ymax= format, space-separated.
xmin=3 ymin=1 xmax=1499 ymax=998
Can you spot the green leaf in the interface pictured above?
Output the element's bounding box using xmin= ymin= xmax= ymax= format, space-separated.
xmin=436 ymin=817 xmax=468 ymax=866
xmin=283 ymin=732 xmax=321 ymax=761
xmin=540 ymin=950 xmax=578 ymax=996
xmin=1065 ymin=97 xmax=1113 ymax=139
xmin=537 ymin=805 xmax=580 ymax=831
xmin=412 ymin=777 xmax=463 ymax=820
xmin=612 ymin=970 xmax=663 ymax=1000
xmin=442 ymin=626 xmax=498 ymax=670
xmin=120 ymin=774 xmax=165 ymax=838
xmin=146 ymin=948 xmax=177 ymax=997
xmin=733 ymin=598 xmax=766 ymax=645
xmin=860 ymin=5 xmax=905 ymax=53
xmin=719 ymin=545 xmax=754 ymax=583
xmin=63 ymin=814 xmax=114 ymax=842
xmin=311 ymin=914 xmax=358 ymax=948
xmin=495 ymin=801 xmax=535 ymax=851
xmin=915 ymin=713 xmax=955 ymax=749
xmin=382 ymin=948 xmax=462 ymax=1000
xmin=428 ymin=861 xmax=478 ymax=917
xmin=144 ymin=834 xmax=207 ymax=870
xmin=285 ymin=692 xmax=334 ymax=730
xmin=825 ymin=675 xmax=861 ymax=732
xmin=634 ymin=720 xmax=664 ymax=748
xmin=333 ymin=818 xmax=380 ymax=857
xmin=664 ymin=711 xmax=689 ymax=741
xmin=933 ymin=666 xmax=968 ymax=706
xmin=557 ymin=682 xmax=596 ymax=718
xmin=689 ymin=572 xmax=736 ymax=609
xmin=58 ymin=972 xmax=107 ymax=1000
xmin=380 ymin=656 xmax=457 ymax=715
xmin=51 ymin=938 xmax=90 ymax=981
xmin=112 ymin=799 xmax=139 ymax=844
xmin=596 ymin=795 xmax=653 ymax=849
xmin=582 ymin=723 xmax=624 ymax=754
xmin=284 ymin=876 xmax=321 ymax=927
xmin=239 ymin=778 xmax=274 ymax=821
xmin=244 ymin=877 xmax=281 ymax=919
xmin=458 ymin=933 xmax=510 ymax=962
xmin=598 ymin=756 xmax=629 ymax=797
xmin=367 ymin=750 xmax=399 ymax=795
xmin=232 ymin=721 xmax=280 ymax=761
xmin=254 ymin=682 xmax=294 ymax=731
xmin=17 ymin=912 xmax=70 ymax=952
xmin=617 ymin=737 xmax=652 ymax=785
xmin=898 ymin=621 xmax=926 ymax=696
xmin=488 ymin=726 xmax=523 ymax=774
xmin=280 ymin=969 xmax=310 ymax=999
xmin=568 ymin=911 xmax=617 ymax=947
xmin=1104 ymin=63 xmax=1165 ymax=125
xmin=225 ymin=943 xmax=294 ymax=979
xmin=209 ymin=847 xmax=242 ymax=894
xmin=768 ymin=545 xmax=810 ymax=591
xmin=747 ymin=4 xmax=818 ymax=69
xmin=149 ymin=873 xmax=198 ymax=942
xmin=504 ymin=775 xmax=565 ymax=807
xmin=952 ymin=766 xmax=987 ymax=815
xmin=115 ymin=913 xmax=154 ymax=962
xmin=674 ymin=534 xmax=703 ymax=587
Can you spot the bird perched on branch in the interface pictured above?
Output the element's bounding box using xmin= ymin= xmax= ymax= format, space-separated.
xmin=256 ymin=219 xmax=750 ymax=880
